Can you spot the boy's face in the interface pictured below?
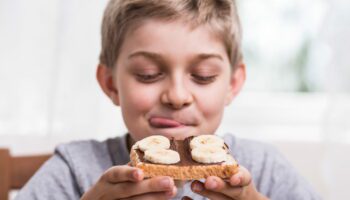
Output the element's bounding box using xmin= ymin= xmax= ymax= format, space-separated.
xmin=98 ymin=19 xmax=245 ymax=141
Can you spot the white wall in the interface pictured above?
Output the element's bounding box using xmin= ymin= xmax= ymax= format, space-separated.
xmin=0 ymin=0 xmax=125 ymax=139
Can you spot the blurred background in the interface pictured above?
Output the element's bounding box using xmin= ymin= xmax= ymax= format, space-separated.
xmin=0 ymin=0 xmax=349 ymax=199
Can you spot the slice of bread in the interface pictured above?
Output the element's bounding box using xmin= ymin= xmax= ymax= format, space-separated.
xmin=129 ymin=135 xmax=239 ymax=180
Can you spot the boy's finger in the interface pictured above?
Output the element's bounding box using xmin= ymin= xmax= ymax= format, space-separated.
xmin=229 ymin=166 xmax=252 ymax=187
xmin=108 ymin=176 xmax=175 ymax=199
xmin=204 ymin=176 xmax=244 ymax=197
xmin=101 ymin=165 xmax=143 ymax=183
xmin=191 ymin=180 xmax=231 ymax=200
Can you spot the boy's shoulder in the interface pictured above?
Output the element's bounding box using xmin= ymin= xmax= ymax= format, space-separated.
xmin=224 ymin=132 xmax=297 ymax=174
xmin=55 ymin=135 xmax=129 ymax=166
xmin=223 ymin=133 xmax=280 ymax=162
xmin=53 ymin=135 xmax=129 ymax=192
xmin=55 ymin=138 xmax=111 ymax=166
xmin=223 ymin=133 xmax=291 ymax=184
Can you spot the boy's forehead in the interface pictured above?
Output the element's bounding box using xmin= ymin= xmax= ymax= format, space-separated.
xmin=123 ymin=19 xmax=226 ymax=52
xmin=113 ymin=19 xmax=231 ymax=67
xmin=127 ymin=18 xmax=220 ymax=40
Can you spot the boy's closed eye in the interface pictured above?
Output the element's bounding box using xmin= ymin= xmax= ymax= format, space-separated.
xmin=127 ymin=52 xmax=223 ymax=84
xmin=190 ymin=63 xmax=222 ymax=84
xmin=128 ymin=59 xmax=164 ymax=83
xmin=135 ymin=72 xmax=217 ymax=84
xmin=191 ymin=73 xmax=217 ymax=84
xmin=136 ymin=72 xmax=164 ymax=83
xmin=133 ymin=69 xmax=219 ymax=84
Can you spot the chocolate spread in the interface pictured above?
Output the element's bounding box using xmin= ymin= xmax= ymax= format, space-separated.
xmin=136 ymin=136 xmax=224 ymax=165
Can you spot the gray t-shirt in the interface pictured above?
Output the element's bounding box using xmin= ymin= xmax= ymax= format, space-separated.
xmin=15 ymin=133 xmax=321 ymax=200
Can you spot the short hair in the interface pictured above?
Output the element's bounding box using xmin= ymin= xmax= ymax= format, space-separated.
xmin=99 ymin=0 xmax=242 ymax=69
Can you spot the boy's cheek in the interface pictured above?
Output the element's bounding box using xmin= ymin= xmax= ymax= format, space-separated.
xmin=195 ymin=89 xmax=227 ymax=113
xmin=125 ymin=93 xmax=154 ymax=108
xmin=119 ymin=85 xmax=159 ymax=109
xmin=197 ymin=94 xmax=227 ymax=128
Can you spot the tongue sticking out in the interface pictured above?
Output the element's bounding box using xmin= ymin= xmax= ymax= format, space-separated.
xmin=150 ymin=117 xmax=184 ymax=128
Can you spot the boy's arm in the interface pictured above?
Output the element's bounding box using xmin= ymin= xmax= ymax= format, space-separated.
xmin=15 ymin=153 xmax=81 ymax=200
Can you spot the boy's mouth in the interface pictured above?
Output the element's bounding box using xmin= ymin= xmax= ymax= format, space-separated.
xmin=149 ymin=117 xmax=185 ymax=128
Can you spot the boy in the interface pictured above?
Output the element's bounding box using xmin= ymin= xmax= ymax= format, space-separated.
xmin=16 ymin=0 xmax=321 ymax=199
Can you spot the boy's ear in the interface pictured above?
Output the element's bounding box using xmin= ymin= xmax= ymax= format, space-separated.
xmin=225 ymin=62 xmax=246 ymax=105
xmin=96 ymin=64 xmax=120 ymax=106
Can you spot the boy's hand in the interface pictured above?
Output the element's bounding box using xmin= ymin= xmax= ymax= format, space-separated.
xmin=183 ymin=166 xmax=269 ymax=200
xmin=81 ymin=165 xmax=177 ymax=200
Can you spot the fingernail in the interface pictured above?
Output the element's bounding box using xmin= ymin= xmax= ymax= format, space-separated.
xmin=207 ymin=180 xmax=217 ymax=189
xmin=193 ymin=182 xmax=204 ymax=192
xmin=165 ymin=186 xmax=177 ymax=197
xmin=160 ymin=178 xmax=171 ymax=188
xmin=133 ymin=169 xmax=142 ymax=180
xmin=231 ymin=175 xmax=241 ymax=185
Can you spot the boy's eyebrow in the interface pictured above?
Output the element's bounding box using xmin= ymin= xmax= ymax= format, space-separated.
xmin=128 ymin=51 xmax=223 ymax=63
xmin=128 ymin=51 xmax=165 ymax=63
xmin=194 ymin=53 xmax=223 ymax=62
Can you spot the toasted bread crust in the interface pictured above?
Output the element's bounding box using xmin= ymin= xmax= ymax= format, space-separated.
xmin=130 ymin=148 xmax=239 ymax=180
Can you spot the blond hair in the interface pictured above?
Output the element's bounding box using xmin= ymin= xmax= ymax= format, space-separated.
xmin=99 ymin=0 xmax=242 ymax=69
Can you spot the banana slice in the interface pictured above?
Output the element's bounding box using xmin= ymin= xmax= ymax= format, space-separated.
xmin=136 ymin=135 xmax=170 ymax=151
xmin=191 ymin=146 xmax=227 ymax=164
xmin=144 ymin=148 xmax=180 ymax=164
xmin=190 ymin=135 xmax=224 ymax=149
xmin=224 ymin=154 xmax=237 ymax=165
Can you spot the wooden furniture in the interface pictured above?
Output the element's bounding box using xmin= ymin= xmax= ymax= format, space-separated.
xmin=0 ymin=148 xmax=51 ymax=200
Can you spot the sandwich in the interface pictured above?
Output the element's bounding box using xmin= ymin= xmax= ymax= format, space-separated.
xmin=130 ymin=134 xmax=239 ymax=180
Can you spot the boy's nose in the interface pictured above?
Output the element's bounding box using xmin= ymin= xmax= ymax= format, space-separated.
xmin=161 ymin=82 xmax=193 ymax=110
